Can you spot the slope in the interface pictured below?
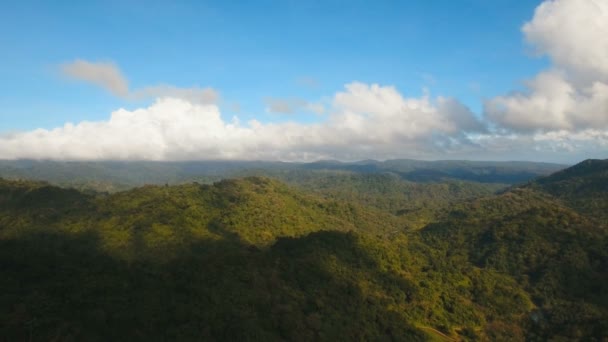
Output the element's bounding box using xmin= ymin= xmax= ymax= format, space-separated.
xmin=419 ymin=187 xmax=608 ymax=340
xmin=526 ymin=158 xmax=608 ymax=223
xmin=1 ymin=165 xmax=607 ymax=341
xmin=0 ymin=177 xmax=532 ymax=341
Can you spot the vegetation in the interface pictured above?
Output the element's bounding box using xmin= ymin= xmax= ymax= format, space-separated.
xmin=0 ymin=159 xmax=564 ymax=192
xmin=526 ymin=158 xmax=608 ymax=223
xmin=421 ymin=188 xmax=608 ymax=340
xmin=0 ymin=159 xmax=606 ymax=341
xmin=275 ymin=171 xmax=504 ymax=228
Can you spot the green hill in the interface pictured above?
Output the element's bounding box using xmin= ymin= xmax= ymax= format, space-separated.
xmin=0 ymin=178 xmax=432 ymax=340
xmin=0 ymin=159 xmax=606 ymax=341
xmin=275 ymin=171 xmax=503 ymax=228
xmin=420 ymin=188 xmax=608 ymax=340
xmin=0 ymin=177 xmax=400 ymax=251
xmin=526 ymin=158 xmax=608 ymax=223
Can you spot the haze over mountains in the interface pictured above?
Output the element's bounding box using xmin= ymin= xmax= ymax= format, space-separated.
xmin=0 ymin=158 xmax=565 ymax=193
xmin=1 ymin=158 xmax=606 ymax=340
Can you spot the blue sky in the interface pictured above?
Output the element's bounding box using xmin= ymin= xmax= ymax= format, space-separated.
xmin=0 ymin=0 xmax=606 ymax=162
xmin=1 ymin=0 xmax=546 ymax=130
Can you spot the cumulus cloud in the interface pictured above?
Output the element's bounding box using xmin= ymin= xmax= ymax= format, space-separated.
xmin=61 ymin=59 xmax=219 ymax=104
xmin=485 ymin=0 xmax=608 ymax=133
xmin=486 ymin=70 xmax=608 ymax=132
xmin=62 ymin=60 xmax=129 ymax=96
xmin=522 ymin=0 xmax=608 ymax=86
xmin=0 ymin=83 xmax=486 ymax=161
xmin=14 ymin=1 xmax=606 ymax=162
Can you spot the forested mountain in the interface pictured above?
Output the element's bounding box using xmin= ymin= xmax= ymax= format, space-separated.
xmin=421 ymin=188 xmax=608 ymax=340
xmin=526 ymin=158 xmax=608 ymax=223
xmin=0 ymin=160 xmax=606 ymax=341
xmin=275 ymin=172 xmax=504 ymax=229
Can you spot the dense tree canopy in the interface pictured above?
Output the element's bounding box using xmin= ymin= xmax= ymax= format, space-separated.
xmin=0 ymin=159 xmax=606 ymax=341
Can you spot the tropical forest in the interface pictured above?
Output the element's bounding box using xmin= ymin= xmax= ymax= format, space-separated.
xmin=1 ymin=159 xmax=606 ymax=341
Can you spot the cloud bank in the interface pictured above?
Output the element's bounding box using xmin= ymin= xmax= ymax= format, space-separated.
xmin=2 ymin=0 xmax=607 ymax=162
xmin=0 ymin=83 xmax=485 ymax=160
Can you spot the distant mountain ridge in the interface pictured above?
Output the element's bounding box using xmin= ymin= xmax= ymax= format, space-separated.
xmin=0 ymin=159 xmax=566 ymax=192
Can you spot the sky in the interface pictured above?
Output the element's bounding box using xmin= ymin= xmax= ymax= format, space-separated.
xmin=0 ymin=0 xmax=606 ymax=163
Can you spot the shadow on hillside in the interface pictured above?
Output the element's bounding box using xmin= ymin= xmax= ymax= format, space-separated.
xmin=0 ymin=226 xmax=426 ymax=341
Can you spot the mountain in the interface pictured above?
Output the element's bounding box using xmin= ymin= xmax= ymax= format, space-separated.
xmin=0 ymin=177 xmax=400 ymax=249
xmin=0 ymin=159 xmax=606 ymax=341
xmin=420 ymin=187 xmax=608 ymax=340
xmin=526 ymin=158 xmax=608 ymax=223
xmin=411 ymin=159 xmax=608 ymax=339
xmin=0 ymin=159 xmax=566 ymax=192
xmin=0 ymin=177 xmax=431 ymax=340
xmin=275 ymin=171 xmax=504 ymax=228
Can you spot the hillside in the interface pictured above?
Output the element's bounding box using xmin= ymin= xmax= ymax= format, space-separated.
xmin=0 ymin=178 xmax=434 ymax=340
xmin=0 ymin=177 xmax=399 ymax=250
xmin=273 ymin=171 xmax=504 ymax=228
xmin=1 ymin=160 xmax=607 ymax=341
xmin=526 ymin=158 xmax=608 ymax=223
xmin=420 ymin=188 xmax=608 ymax=340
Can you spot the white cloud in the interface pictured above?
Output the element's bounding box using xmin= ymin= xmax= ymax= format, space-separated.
xmin=61 ymin=59 xmax=219 ymax=104
xmin=0 ymin=83 xmax=485 ymax=161
xmin=522 ymin=0 xmax=608 ymax=86
xmin=332 ymin=83 xmax=484 ymax=138
xmin=18 ymin=2 xmax=608 ymax=162
xmin=486 ymin=70 xmax=608 ymax=132
xmin=62 ymin=60 xmax=129 ymax=96
xmin=485 ymin=0 xmax=608 ymax=133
